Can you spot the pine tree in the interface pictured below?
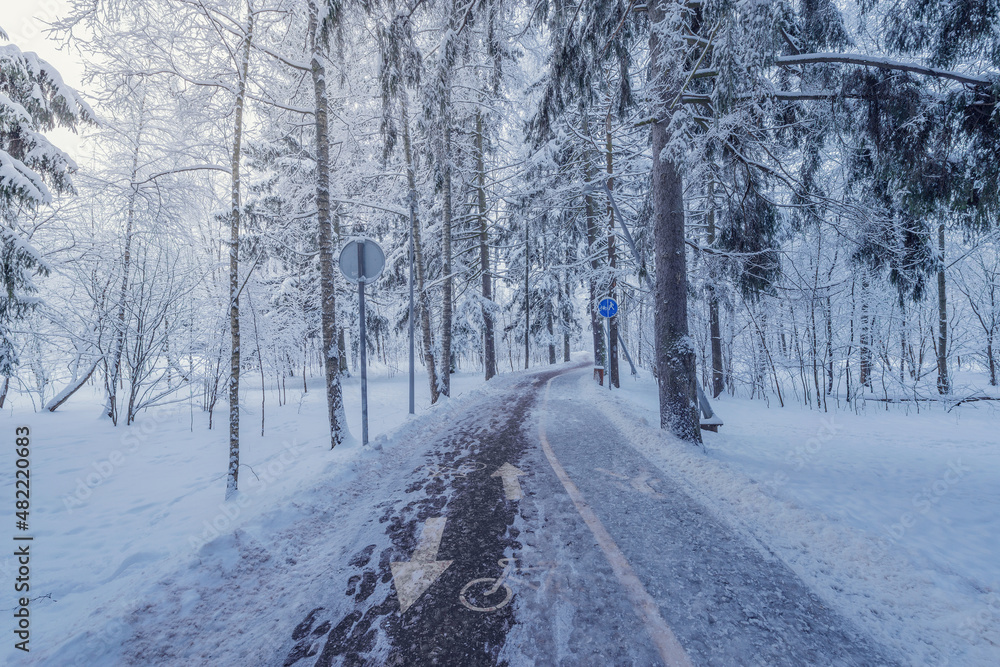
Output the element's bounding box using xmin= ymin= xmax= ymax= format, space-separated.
xmin=1 ymin=30 xmax=91 ymax=375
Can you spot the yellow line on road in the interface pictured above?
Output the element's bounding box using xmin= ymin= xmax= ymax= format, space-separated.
xmin=538 ymin=376 xmax=693 ymax=667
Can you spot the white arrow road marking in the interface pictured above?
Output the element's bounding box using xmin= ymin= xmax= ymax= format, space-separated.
xmin=491 ymin=463 xmax=526 ymax=500
xmin=390 ymin=517 xmax=453 ymax=613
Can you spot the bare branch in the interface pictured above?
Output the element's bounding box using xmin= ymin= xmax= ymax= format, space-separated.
xmin=692 ymin=53 xmax=993 ymax=87
xmin=775 ymin=53 xmax=991 ymax=87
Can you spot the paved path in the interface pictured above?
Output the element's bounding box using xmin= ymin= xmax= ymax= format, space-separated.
xmin=281 ymin=365 xmax=898 ymax=666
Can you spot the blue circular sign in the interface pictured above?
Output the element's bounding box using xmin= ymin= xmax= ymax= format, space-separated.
xmin=598 ymin=297 xmax=618 ymax=318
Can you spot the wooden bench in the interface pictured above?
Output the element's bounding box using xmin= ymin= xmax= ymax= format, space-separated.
xmin=697 ymin=385 xmax=723 ymax=432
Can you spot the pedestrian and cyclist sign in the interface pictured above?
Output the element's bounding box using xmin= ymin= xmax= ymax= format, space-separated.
xmin=598 ymin=297 xmax=618 ymax=318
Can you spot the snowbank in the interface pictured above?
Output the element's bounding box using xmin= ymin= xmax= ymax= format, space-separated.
xmin=588 ymin=372 xmax=1000 ymax=666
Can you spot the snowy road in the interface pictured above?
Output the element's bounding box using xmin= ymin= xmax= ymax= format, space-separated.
xmin=281 ymin=365 xmax=899 ymax=666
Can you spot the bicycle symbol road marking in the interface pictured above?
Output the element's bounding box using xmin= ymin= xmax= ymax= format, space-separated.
xmin=458 ymin=558 xmax=560 ymax=612
xmin=459 ymin=558 xmax=516 ymax=612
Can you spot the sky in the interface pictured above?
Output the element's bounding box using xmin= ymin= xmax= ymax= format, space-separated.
xmin=4 ymin=0 xmax=86 ymax=158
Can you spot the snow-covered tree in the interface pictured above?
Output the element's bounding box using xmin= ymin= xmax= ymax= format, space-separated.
xmin=1 ymin=28 xmax=90 ymax=375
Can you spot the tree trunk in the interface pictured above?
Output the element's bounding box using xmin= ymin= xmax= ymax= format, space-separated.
xmin=309 ymin=1 xmax=347 ymax=448
xmin=810 ymin=250 xmax=821 ymax=407
xmin=562 ymin=257 xmax=571 ymax=363
xmin=105 ymin=128 xmax=142 ymax=425
xmin=846 ymin=276 xmax=856 ymax=405
xmin=936 ymin=220 xmax=950 ymax=394
xmin=706 ymin=183 xmax=724 ymax=398
xmin=476 ymin=110 xmax=497 ymax=380
xmin=249 ymin=294 xmax=265 ymax=437
xmin=338 ymin=327 xmax=348 ymax=374
xmin=859 ymin=270 xmax=872 ymax=390
xmin=227 ymin=9 xmax=254 ymax=497
xmin=709 ymin=301 xmax=723 ymax=396
xmin=606 ymin=120 xmax=620 ymax=388
xmin=440 ymin=102 xmax=454 ymax=396
xmin=990 ymin=276 xmax=998 ymax=387
xmin=302 ymin=341 xmax=308 ymax=392
xmin=826 ymin=295 xmax=835 ymax=393
xmin=524 ymin=216 xmax=530 ymax=369
xmin=989 ymin=337 xmax=996 ymax=386
xmin=47 ymin=356 xmax=101 ymax=412
xmin=547 ymin=303 xmax=556 ymax=364
xmin=165 ymin=317 xmax=172 ymax=390
xmin=207 ymin=344 xmax=222 ymax=429
xmin=649 ymin=0 xmax=700 ymax=442
xmin=582 ymin=110 xmax=605 ymax=377
xmin=401 ymin=95 xmax=439 ymax=403
xmin=0 ymin=376 xmax=8 ymax=409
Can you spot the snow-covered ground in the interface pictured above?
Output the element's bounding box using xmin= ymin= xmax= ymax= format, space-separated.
xmin=3 ymin=360 xmax=998 ymax=665
xmin=594 ymin=371 xmax=1000 ymax=666
xmin=0 ymin=366 xmax=487 ymax=665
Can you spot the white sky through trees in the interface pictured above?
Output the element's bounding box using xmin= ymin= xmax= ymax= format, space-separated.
xmin=4 ymin=0 xmax=84 ymax=158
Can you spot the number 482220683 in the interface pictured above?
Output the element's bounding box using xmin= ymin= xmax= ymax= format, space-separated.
xmin=15 ymin=426 xmax=30 ymax=529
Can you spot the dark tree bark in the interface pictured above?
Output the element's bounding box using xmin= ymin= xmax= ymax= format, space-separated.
xmin=936 ymin=219 xmax=950 ymax=394
xmin=524 ymin=216 xmax=530 ymax=369
xmin=476 ymin=110 xmax=497 ymax=380
xmin=309 ymin=1 xmax=347 ymax=448
xmin=649 ymin=0 xmax=701 ymax=442
xmin=826 ymin=295 xmax=835 ymax=393
xmin=440 ymin=112 xmax=454 ymax=395
xmin=606 ymin=121 xmax=620 ymax=388
xmin=706 ymin=184 xmax=724 ymax=398
xmin=401 ymin=96 xmax=439 ymax=403
xmin=547 ymin=295 xmax=556 ymax=364
xmin=562 ymin=257 xmax=572 ymax=363
xmin=338 ymin=327 xmax=348 ymax=374
xmin=989 ymin=338 xmax=996 ymax=386
xmin=582 ymin=110 xmax=605 ymax=378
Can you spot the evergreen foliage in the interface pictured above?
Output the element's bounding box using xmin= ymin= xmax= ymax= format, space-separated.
xmin=1 ymin=34 xmax=90 ymax=374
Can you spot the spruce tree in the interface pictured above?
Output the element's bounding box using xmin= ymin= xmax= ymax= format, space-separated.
xmin=1 ymin=31 xmax=90 ymax=374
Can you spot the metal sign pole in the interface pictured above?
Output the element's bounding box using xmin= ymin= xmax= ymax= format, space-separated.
xmin=358 ymin=242 xmax=369 ymax=446
xmin=605 ymin=318 xmax=612 ymax=391
xmin=339 ymin=238 xmax=385 ymax=446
